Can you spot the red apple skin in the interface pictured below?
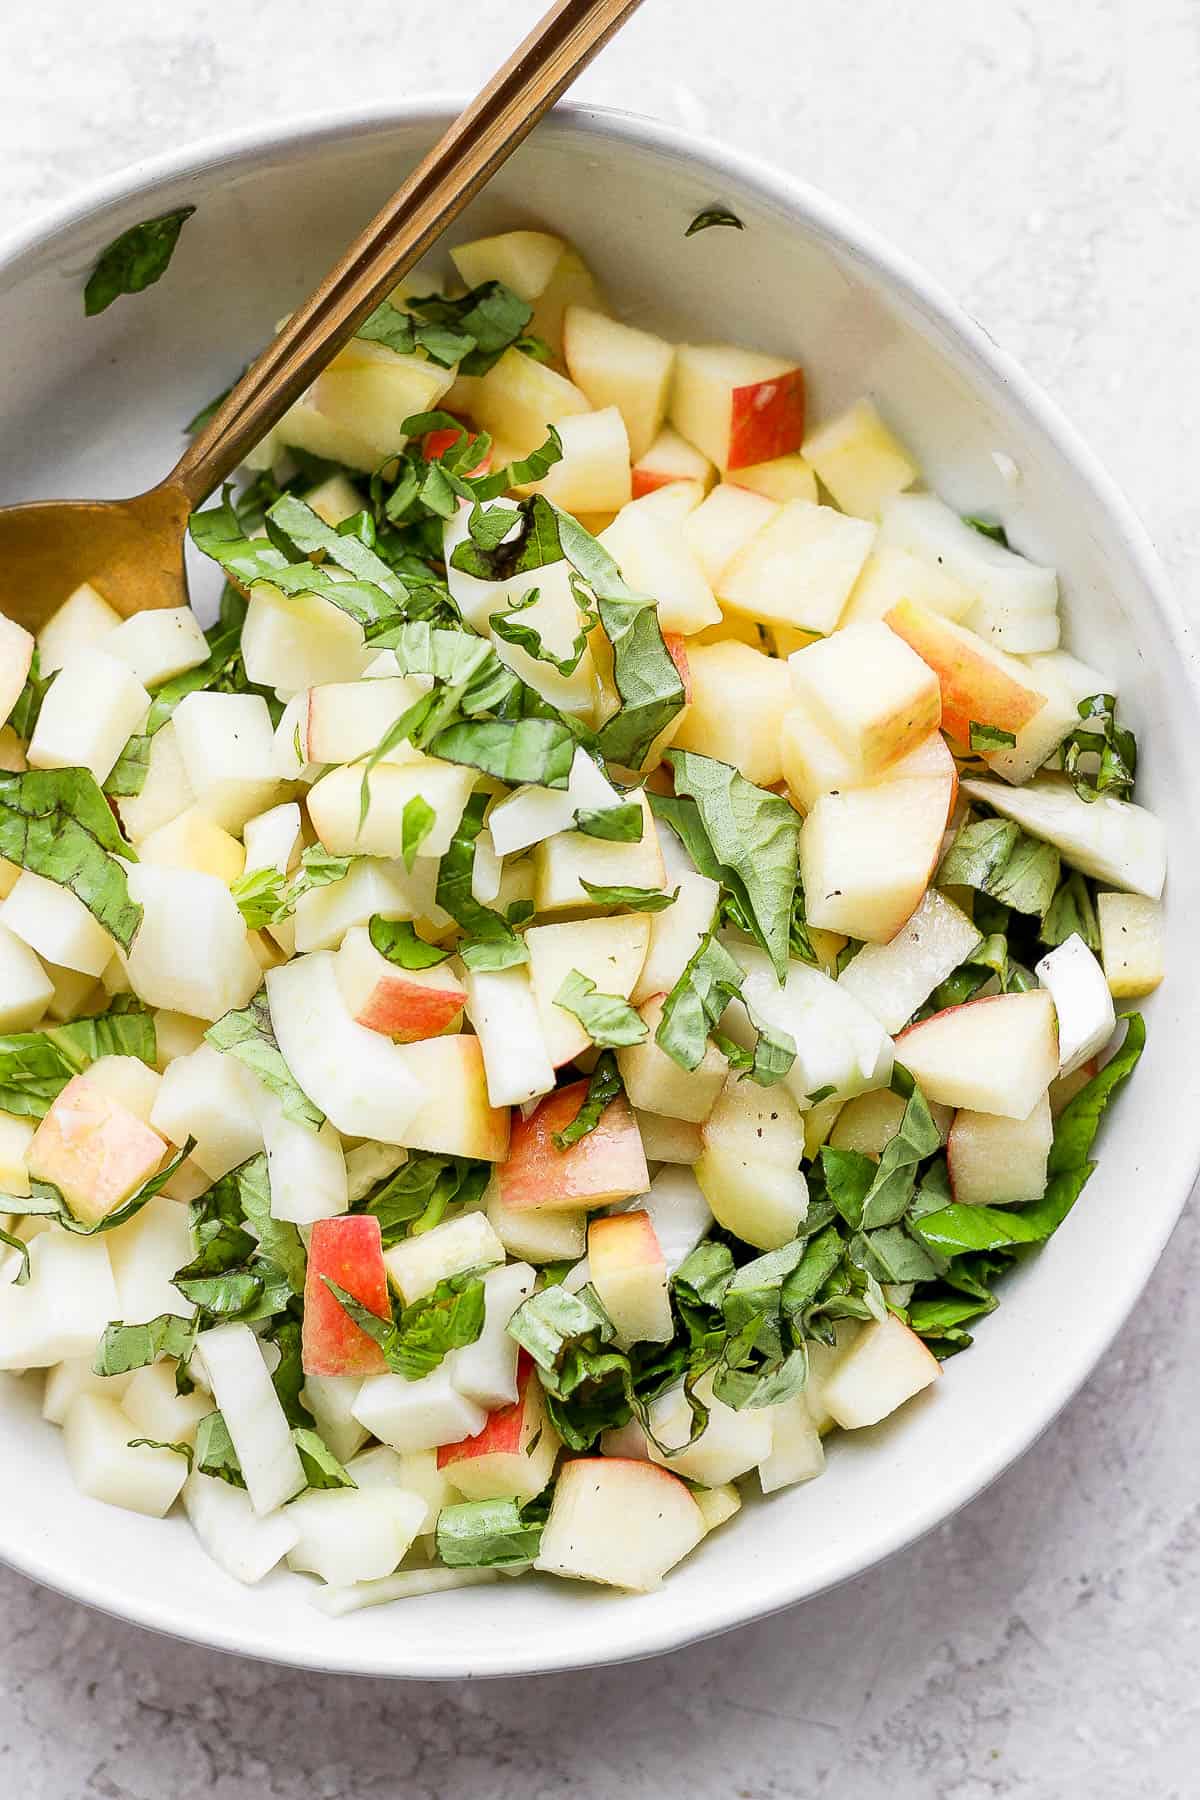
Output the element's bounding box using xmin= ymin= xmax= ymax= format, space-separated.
xmin=727 ymin=369 xmax=806 ymax=470
xmin=631 ymin=467 xmax=679 ymax=499
xmin=438 ymin=1353 xmax=537 ymax=1470
xmin=498 ymin=1084 xmax=650 ymax=1213
xmin=302 ymin=1216 xmax=391 ymax=1378
xmin=662 ymin=633 xmax=693 ymax=704
xmin=589 ymin=1208 xmax=664 ymax=1273
xmin=422 ymin=425 xmax=491 ymax=477
xmin=354 ymin=971 xmax=467 ymax=1042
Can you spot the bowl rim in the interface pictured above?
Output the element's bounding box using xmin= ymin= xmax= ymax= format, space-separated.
xmin=0 ymin=96 xmax=1196 ymax=1680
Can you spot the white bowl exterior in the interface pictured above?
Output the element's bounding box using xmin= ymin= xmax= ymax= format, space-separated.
xmin=0 ymin=103 xmax=1195 ymax=1679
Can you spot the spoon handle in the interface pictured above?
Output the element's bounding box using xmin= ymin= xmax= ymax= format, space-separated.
xmin=168 ymin=0 xmax=643 ymax=507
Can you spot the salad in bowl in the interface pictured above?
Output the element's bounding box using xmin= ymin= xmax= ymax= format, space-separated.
xmin=0 ymin=220 xmax=1165 ymax=1613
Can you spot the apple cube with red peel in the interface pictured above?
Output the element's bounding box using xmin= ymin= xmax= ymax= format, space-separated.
xmin=821 ymin=1314 xmax=941 ymax=1429
xmin=535 ymin=1456 xmax=705 ymax=1592
xmin=28 ymin=1077 xmax=167 ymax=1227
xmin=617 ymin=993 xmax=728 ymax=1123
xmin=648 ymin=1368 xmax=774 ymax=1485
xmin=335 ymin=924 xmax=465 ymax=1042
xmin=721 ymin=499 xmax=876 ymax=636
xmin=947 ymin=1094 xmax=1053 ymax=1206
xmin=1097 ymin=893 xmax=1163 ymax=998
xmin=800 ymin=776 xmax=952 ymax=943
xmin=562 ymin=305 xmax=675 ymax=461
xmin=599 ymin=504 xmax=721 ymax=635
xmin=498 ymin=1085 xmax=649 ymax=1213
xmin=438 ymin=1353 xmax=559 ymax=1503
xmin=304 ymin=676 xmax=432 ymax=768
xmin=960 ymin=775 xmax=1166 ymax=901
xmin=728 ymin=453 xmax=818 ymax=504
xmin=895 ymin=990 xmax=1059 ymax=1118
xmin=682 ymin=483 xmax=778 ymax=590
xmin=836 ymin=888 xmax=981 ymax=1035
xmin=631 ymin=425 xmax=715 ymax=499
xmin=525 ymin=913 xmax=651 ymax=1068
xmin=388 ymin=1035 xmax=511 ymax=1163
xmin=670 ymin=344 xmax=805 ymax=471
xmin=1035 ymin=933 xmax=1116 ymax=1076
xmin=519 ymin=406 xmax=632 ymax=513
xmin=696 ymin=1074 xmax=808 ymax=1250
xmin=884 ymin=599 xmax=1048 ymax=747
xmin=670 ymin=639 xmax=792 ymax=784
xmin=588 ymin=1209 xmax=673 ymax=1347
xmin=787 ymin=622 xmax=941 ymax=777
xmin=802 ymin=398 xmax=919 ymax=519
xmin=0 ymin=615 xmax=34 ymax=728
xmin=302 ymin=1216 xmax=390 ymax=1379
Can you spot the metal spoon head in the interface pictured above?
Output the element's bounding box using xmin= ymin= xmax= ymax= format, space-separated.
xmin=0 ymin=483 xmax=192 ymax=633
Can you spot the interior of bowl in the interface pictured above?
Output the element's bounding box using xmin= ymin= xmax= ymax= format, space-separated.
xmin=0 ymin=103 xmax=1196 ymax=1680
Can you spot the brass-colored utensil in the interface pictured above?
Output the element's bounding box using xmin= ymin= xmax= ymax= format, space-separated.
xmin=0 ymin=0 xmax=643 ymax=634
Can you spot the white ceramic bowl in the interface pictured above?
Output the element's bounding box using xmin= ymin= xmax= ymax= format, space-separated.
xmin=0 ymin=102 xmax=1196 ymax=1680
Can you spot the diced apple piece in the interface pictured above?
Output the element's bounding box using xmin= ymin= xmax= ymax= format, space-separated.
xmin=879 ymin=493 xmax=1059 ymax=652
xmin=122 ymin=1358 xmax=212 ymax=1446
xmin=242 ymin=801 xmax=302 ymax=884
xmin=391 ymin=1034 xmax=511 ymax=1162
xmin=0 ymin=734 xmax=24 ymax=777
xmin=487 ymin=747 xmax=623 ymax=859
xmin=498 ymin=1084 xmax=648 ymax=1213
xmin=139 ymin=807 xmax=245 ymax=885
xmin=43 ymin=1356 xmax=131 ymax=1426
xmin=895 ymin=989 xmax=1059 ymax=1117
xmin=104 ymin=607 xmax=209 ymax=689
xmin=529 ymin=242 xmax=604 ymax=357
xmin=172 ymin=691 xmax=282 ymax=832
xmin=347 ymin=1444 xmax=453 ymax=1532
xmin=801 ymin=776 xmax=952 ymax=942
xmin=307 ymin=757 xmax=475 ymax=860
xmin=802 ymin=398 xmax=919 ymax=518
xmin=28 ymin=1077 xmax=166 ymax=1227
xmin=1097 ymin=893 xmax=1163 ymax=998
xmin=182 ymin=1470 xmax=299 ymax=1585
xmin=536 ymin=1455 xmax=704 ymax=1592
xmin=266 ymin=952 xmax=428 ymax=1143
xmin=486 ymin=1182 xmax=587 ymax=1262
xmin=521 ymin=405 xmax=632 ymax=512
xmin=979 ymin=650 xmax=1109 ymax=787
xmin=463 ymin=963 xmax=556 ymax=1110
xmin=304 ymin=675 xmax=432 ymax=767
xmin=617 ymin=993 xmax=727 ymax=1122
xmin=334 ymin=923 xmax=465 ymax=1042
xmin=829 ymin=1088 xmax=906 ymax=1157
xmin=588 ymin=1209 xmax=672 ymax=1347
xmin=62 ymin=1393 xmax=187 ymax=1518
xmin=960 ymin=775 xmax=1166 ymax=899
xmin=37 ymin=582 xmax=120 ymax=674
xmin=840 ymin=544 xmax=977 ymax=629
xmin=822 ymin=1313 xmax=941 ymax=1428
xmin=693 ymin=1482 xmax=742 ymax=1532
xmin=648 ymin=1368 xmax=774 ymax=1484
xmin=758 ymin=1393 xmax=825 ymax=1493
xmin=450 ymin=228 xmax=564 ymax=300
xmin=533 ymin=789 xmax=665 ymax=914
xmin=947 ymin=1094 xmax=1053 ymax=1205
xmin=285 ymin=1486 xmax=425 ymax=1587
xmin=450 ymin=1262 xmax=535 ymax=1411
xmin=670 ymin=344 xmax=805 ymax=471
xmin=383 ymin=1211 xmax=504 ymax=1307
xmin=837 ymin=887 xmax=981 ymax=1033
xmin=292 ymin=857 xmax=426 ymax=956
xmin=632 ymin=425 xmax=715 ymax=499
xmin=0 ymin=871 xmax=114 ymax=978
xmin=600 ymin=504 xmax=721 ymax=635
xmin=472 ymin=346 xmax=590 ymax=458
xmin=311 ymin=341 xmax=455 ymax=467
xmin=728 ymin=454 xmax=817 ymax=504
xmin=562 ymin=305 xmax=674 ymax=461
xmin=787 ymin=622 xmax=940 ymax=776
xmin=0 ymin=1230 xmax=117 ymax=1370
xmin=628 ymin=1167 xmax=712 ymax=1273
xmin=525 ymin=914 xmax=651 ymax=1067
xmin=150 ymin=1041 xmax=263 ymax=1178
xmin=27 ymin=649 xmax=149 ymax=786
xmin=242 ymin=584 xmax=369 ymax=692
xmin=115 ymin=720 xmax=194 ymax=844
xmin=0 ymin=1110 xmax=33 ymax=1196
xmin=0 ymin=919 xmax=54 ymax=1030
xmin=722 ymin=499 xmax=875 ymax=635
xmin=195 ymin=1322 xmax=306 ymax=1515
xmin=696 ymin=1074 xmax=808 ymax=1249
xmin=107 ymin=1191 xmax=193 ymax=1322
xmin=439 ymin=1351 xmax=558 ymax=1502
xmin=125 ymin=863 xmax=260 ymax=1021
xmin=722 ymin=943 xmax=895 ymax=1110
xmin=258 ymin=1091 xmax=347 ymax=1224
xmin=302 ymin=472 xmax=365 ymax=527
xmin=302 ymin=1209 xmax=386 ymax=1375
xmin=342 ymin=1142 xmax=406 ymax=1207
xmin=631 ymin=869 xmax=720 ymax=1004
xmin=352 ymin=1358 xmax=487 ymax=1455
xmin=670 ymin=640 xmax=792 ymax=785
xmin=301 ymin=1374 xmax=368 ymax=1465
xmin=484 ymin=559 xmax=599 ymax=722
xmin=0 ymin=615 xmax=34 ymax=726
xmin=682 ymin=482 xmax=778 ymax=589
xmin=1035 ymin=933 xmax=1116 ymax=1076
xmin=884 ymin=599 xmax=1047 ymax=746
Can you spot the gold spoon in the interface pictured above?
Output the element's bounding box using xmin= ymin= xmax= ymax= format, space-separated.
xmin=0 ymin=0 xmax=643 ymax=635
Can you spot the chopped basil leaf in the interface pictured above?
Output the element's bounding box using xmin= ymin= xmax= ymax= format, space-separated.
xmin=0 ymin=996 xmax=156 ymax=1120
xmin=685 ymin=208 xmax=745 ymax=237
xmin=103 ymin=734 xmax=153 ymax=798
xmin=26 ymin=1139 xmax=191 ymax=1237
xmin=574 ymin=801 xmax=644 ymax=841
xmin=857 ymin=1072 xmax=942 ymax=1230
xmin=665 ymin=751 xmax=800 ymax=980
xmin=962 ymin=514 xmax=1009 ymax=547
xmin=578 ymin=879 xmax=678 ymax=912
xmin=367 ymin=917 xmax=451 ymax=970
xmin=128 ymin=1436 xmax=193 ymax=1467
xmin=194 ymin=1410 xmax=244 ymax=1486
xmin=1061 ymin=693 xmax=1137 ymax=804
xmin=323 ymin=1269 xmax=486 ymax=1379
xmin=436 ymin=790 xmax=527 ymax=968
xmin=93 ymin=1313 xmax=197 ymax=1378
xmin=1040 ymin=870 xmax=1100 ymax=953
xmin=489 ymin=584 xmax=596 ymax=677
xmin=551 ymin=1051 xmax=624 ymax=1150
xmin=0 ymin=768 xmax=142 ymax=950
xmin=176 ymin=1153 xmax=302 ymax=1324
xmin=292 ymin=1428 xmax=356 ymax=1490
xmin=401 ymin=794 xmax=436 ymax=870
xmin=206 ymin=988 xmax=324 ymax=1132
xmin=9 ymin=650 xmax=52 ymax=740
xmin=507 ymin=1283 xmax=616 ymax=1385
xmin=431 ymin=717 xmax=576 ymax=788
xmin=84 ymin=206 xmax=195 ymax=315
xmin=406 ymin=281 xmax=534 ymax=376
xmin=358 ymin=1153 xmax=488 ymax=1246
xmin=656 ymin=926 xmax=744 ymax=1072
xmin=553 ymin=970 xmax=648 ymax=1049
xmin=715 ymin=990 xmax=796 ymax=1087
xmin=938 ymin=815 xmax=1059 ymax=920
xmin=231 ymin=845 xmax=353 ymax=930
xmin=436 ymin=1495 xmax=545 ymax=1568
xmin=969 ymin=721 xmax=1018 ymax=752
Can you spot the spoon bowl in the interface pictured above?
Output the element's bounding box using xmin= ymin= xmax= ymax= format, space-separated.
xmin=0 ymin=486 xmax=190 ymax=631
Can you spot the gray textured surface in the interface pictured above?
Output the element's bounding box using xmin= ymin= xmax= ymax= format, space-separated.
xmin=1 ymin=2 xmax=1197 ymax=1793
